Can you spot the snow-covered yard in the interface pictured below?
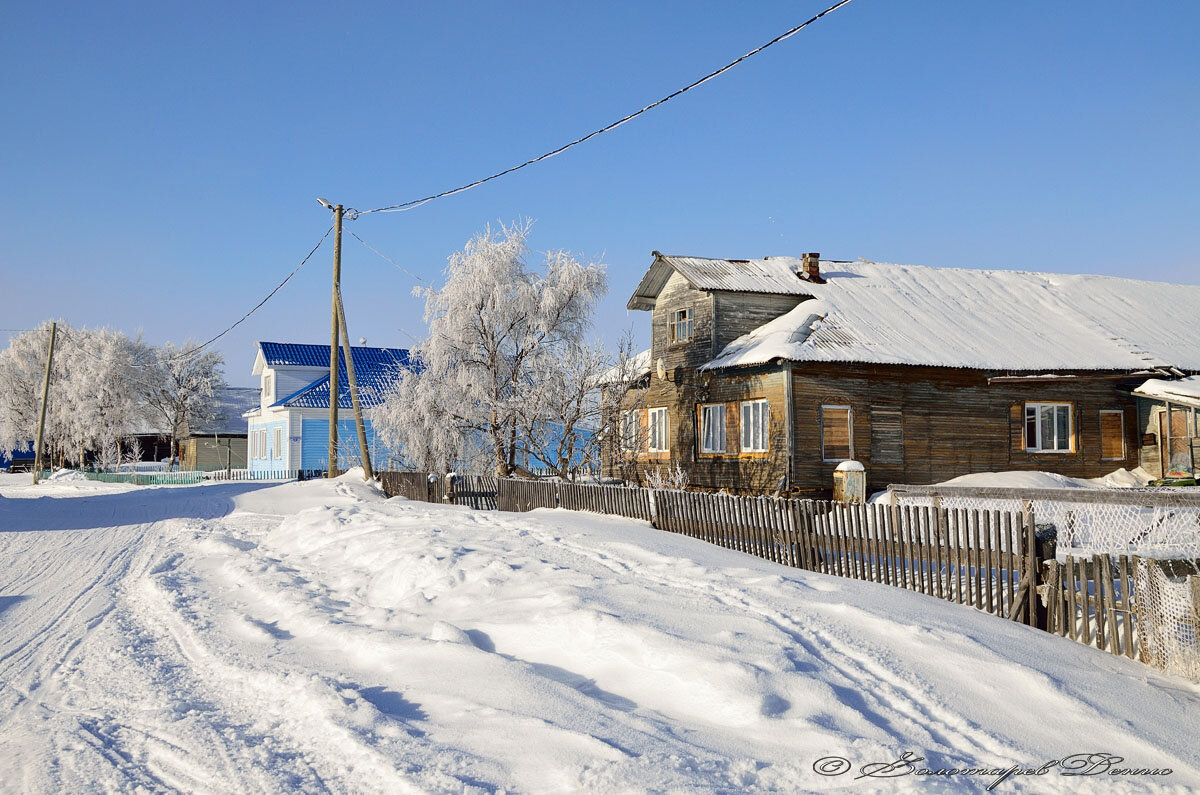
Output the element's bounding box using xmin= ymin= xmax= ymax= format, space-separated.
xmin=1 ymin=472 xmax=1198 ymax=793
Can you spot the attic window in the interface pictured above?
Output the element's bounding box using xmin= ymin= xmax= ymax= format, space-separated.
xmin=670 ymin=309 xmax=693 ymax=342
xmin=263 ymin=373 xmax=274 ymax=400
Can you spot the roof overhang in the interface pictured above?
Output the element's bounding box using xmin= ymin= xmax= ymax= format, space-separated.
xmin=626 ymin=253 xmax=678 ymax=311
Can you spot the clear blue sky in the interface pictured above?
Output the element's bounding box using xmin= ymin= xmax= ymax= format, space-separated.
xmin=2 ymin=1 xmax=1197 ymax=386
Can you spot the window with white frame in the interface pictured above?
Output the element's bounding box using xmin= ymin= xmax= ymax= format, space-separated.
xmin=263 ymin=373 xmax=273 ymax=401
xmin=648 ymin=407 xmax=669 ymax=452
xmin=274 ymin=428 xmax=283 ymax=459
xmin=250 ymin=430 xmax=258 ymax=458
xmin=699 ymin=403 xmax=726 ymax=453
xmin=740 ymin=399 xmax=769 ymax=453
xmin=1025 ymin=403 xmax=1073 ymax=452
xmin=821 ymin=405 xmax=852 ymax=461
xmin=670 ymin=308 xmax=693 ymax=342
xmin=260 ymin=429 xmax=268 ymax=458
xmin=620 ymin=409 xmax=639 ymax=451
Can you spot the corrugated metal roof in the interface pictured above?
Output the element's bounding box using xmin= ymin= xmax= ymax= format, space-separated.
xmin=627 ymin=254 xmax=821 ymax=309
xmin=700 ymin=260 xmax=1200 ymax=372
xmin=261 ymin=343 xmax=413 ymax=409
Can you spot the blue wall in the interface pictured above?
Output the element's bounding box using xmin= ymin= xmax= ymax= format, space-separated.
xmin=248 ymin=419 xmax=288 ymax=472
xmin=300 ymin=418 xmax=388 ymax=471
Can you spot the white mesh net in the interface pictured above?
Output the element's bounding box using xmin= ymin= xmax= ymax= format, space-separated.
xmin=1136 ymin=558 xmax=1200 ymax=681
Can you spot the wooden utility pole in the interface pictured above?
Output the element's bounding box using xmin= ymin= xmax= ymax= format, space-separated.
xmin=327 ymin=204 xmax=343 ymax=478
xmin=336 ymin=290 xmax=374 ymax=480
xmin=32 ymin=322 xmax=57 ymax=485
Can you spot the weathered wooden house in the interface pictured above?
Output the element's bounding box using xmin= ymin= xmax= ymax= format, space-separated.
xmin=610 ymin=252 xmax=1200 ymax=495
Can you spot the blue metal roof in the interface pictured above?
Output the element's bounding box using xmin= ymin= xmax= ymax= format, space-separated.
xmin=261 ymin=343 xmax=413 ymax=410
xmin=260 ymin=341 xmax=412 ymax=369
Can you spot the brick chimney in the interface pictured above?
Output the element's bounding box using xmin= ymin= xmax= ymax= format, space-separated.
xmin=801 ymin=252 xmax=824 ymax=284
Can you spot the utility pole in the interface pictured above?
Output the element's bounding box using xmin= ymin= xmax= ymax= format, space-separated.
xmin=336 ymin=290 xmax=373 ymax=480
xmin=327 ymin=203 xmax=343 ymax=478
xmin=32 ymin=322 xmax=57 ymax=485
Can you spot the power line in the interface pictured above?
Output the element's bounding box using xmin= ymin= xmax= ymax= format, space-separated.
xmin=186 ymin=223 xmax=334 ymax=357
xmin=348 ymin=230 xmax=430 ymax=285
xmin=25 ymin=225 xmax=334 ymax=370
xmin=358 ymin=0 xmax=857 ymax=215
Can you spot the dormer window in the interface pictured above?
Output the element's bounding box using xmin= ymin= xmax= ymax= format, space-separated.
xmin=670 ymin=309 xmax=693 ymax=342
xmin=263 ymin=373 xmax=274 ymax=401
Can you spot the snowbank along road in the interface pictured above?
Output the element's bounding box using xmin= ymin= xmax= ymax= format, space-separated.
xmin=1 ymin=471 xmax=1198 ymax=793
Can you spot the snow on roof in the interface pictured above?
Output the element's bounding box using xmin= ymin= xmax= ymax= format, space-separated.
xmin=1133 ymin=376 xmax=1200 ymax=408
xmin=189 ymin=387 xmax=260 ymax=435
xmin=700 ymin=259 xmax=1200 ymax=372
xmin=596 ymin=349 xmax=651 ymax=385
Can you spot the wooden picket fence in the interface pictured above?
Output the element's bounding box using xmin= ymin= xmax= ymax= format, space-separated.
xmin=390 ymin=476 xmax=1200 ymax=680
xmin=557 ymin=482 xmax=655 ymax=522
xmin=1042 ymin=554 xmax=1139 ymax=659
xmin=379 ymin=472 xmax=499 ymax=510
xmin=493 ymin=479 xmax=1039 ymax=626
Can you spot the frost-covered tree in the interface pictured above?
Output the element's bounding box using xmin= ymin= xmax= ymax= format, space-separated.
xmin=141 ymin=341 xmax=226 ymax=464
xmin=0 ymin=323 xmax=153 ymax=467
xmin=375 ymin=222 xmax=606 ymax=476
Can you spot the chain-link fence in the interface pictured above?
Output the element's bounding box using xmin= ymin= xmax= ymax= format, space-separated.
xmin=889 ymin=485 xmax=1200 ymax=682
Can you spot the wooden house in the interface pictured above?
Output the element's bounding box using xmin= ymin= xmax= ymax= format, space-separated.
xmin=243 ymin=342 xmax=411 ymax=473
xmin=1131 ymin=377 xmax=1200 ymax=478
xmin=177 ymin=386 xmax=259 ymax=471
xmin=609 ymin=252 xmax=1200 ymax=496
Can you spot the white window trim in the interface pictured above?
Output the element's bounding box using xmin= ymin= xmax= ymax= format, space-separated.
xmin=821 ymin=404 xmax=853 ymax=462
xmin=740 ymin=399 xmax=769 ymax=453
xmin=274 ymin=428 xmax=283 ymax=459
xmin=1025 ymin=402 xmax=1073 ymax=453
xmin=263 ymin=373 xmax=274 ymax=401
xmin=620 ymin=409 xmax=639 ymax=452
xmin=648 ymin=407 xmax=669 ymax=453
xmin=699 ymin=403 xmax=726 ymax=454
xmin=1099 ymin=410 xmax=1126 ymax=461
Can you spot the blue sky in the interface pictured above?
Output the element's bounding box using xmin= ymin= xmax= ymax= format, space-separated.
xmin=2 ymin=1 xmax=1197 ymax=386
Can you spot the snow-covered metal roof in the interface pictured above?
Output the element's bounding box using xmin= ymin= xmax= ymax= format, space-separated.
xmin=698 ymin=259 xmax=1200 ymax=372
xmin=627 ymin=253 xmax=820 ymax=310
xmin=1133 ymin=377 xmax=1200 ymax=408
xmin=188 ymin=387 xmax=260 ymax=435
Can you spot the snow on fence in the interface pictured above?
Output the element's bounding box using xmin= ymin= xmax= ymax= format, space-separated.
xmin=886 ymin=484 xmax=1200 ymax=561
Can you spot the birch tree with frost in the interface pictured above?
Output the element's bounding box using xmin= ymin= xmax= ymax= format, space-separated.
xmin=375 ymin=222 xmax=606 ymax=476
xmin=141 ymin=342 xmax=226 ymax=464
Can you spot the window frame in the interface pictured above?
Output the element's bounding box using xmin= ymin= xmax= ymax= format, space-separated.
xmin=740 ymin=399 xmax=769 ymax=454
xmin=647 ymin=407 xmax=669 ymax=453
xmin=1024 ymin=402 xmax=1074 ymax=453
xmin=821 ymin=404 xmax=854 ymax=462
xmin=669 ymin=308 xmax=693 ymax=343
xmin=263 ymin=373 xmax=273 ymax=401
xmin=620 ymin=409 xmax=639 ymax=452
xmin=274 ymin=427 xmax=283 ymax=460
xmin=698 ymin=403 xmax=727 ymax=454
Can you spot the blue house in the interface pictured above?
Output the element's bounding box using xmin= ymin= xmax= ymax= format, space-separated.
xmin=243 ymin=342 xmax=411 ymax=473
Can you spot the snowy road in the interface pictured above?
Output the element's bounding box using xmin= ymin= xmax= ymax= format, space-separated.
xmin=1 ymin=472 xmax=1198 ymax=793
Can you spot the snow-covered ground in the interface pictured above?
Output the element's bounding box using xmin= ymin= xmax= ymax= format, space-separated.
xmin=2 ymin=471 xmax=1198 ymax=793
